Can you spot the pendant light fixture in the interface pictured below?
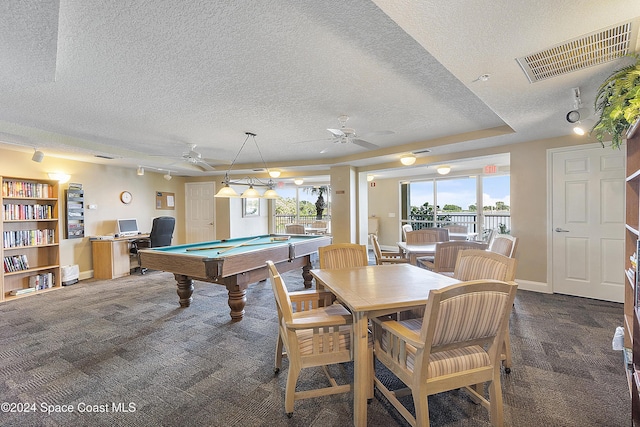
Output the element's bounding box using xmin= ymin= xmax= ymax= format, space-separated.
xmin=214 ymin=132 xmax=280 ymax=199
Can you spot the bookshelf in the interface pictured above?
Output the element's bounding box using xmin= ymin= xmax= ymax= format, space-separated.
xmin=1 ymin=176 xmax=61 ymax=301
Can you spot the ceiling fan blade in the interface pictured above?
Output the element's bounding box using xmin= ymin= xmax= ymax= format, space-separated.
xmin=320 ymin=145 xmax=334 ymax=154
xmin=293 ymin=137 xmax=332 ymax=144
xmin=327 ymin=128 xmax=345 ymax=138
xmin=194 ymin=160 xmax=216 ymax=171
xmin=362 ymin=130 xmax=395 ymax=137
xmin=351 ymin=138 xmax=379 ymax=150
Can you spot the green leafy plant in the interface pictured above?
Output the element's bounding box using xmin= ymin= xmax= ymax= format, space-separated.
xmin=592 ymin=54 xmax=640 ymax=149
xmin=498 ymin=223 xmax=510 ymax=235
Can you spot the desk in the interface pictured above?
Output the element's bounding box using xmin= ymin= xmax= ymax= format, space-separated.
xmin=92 ymin=235 xmax=149 ymax=279
xmin=139 ymin=234 xmax=331 ymax=320
xmin=311 ymin=264 xmax=458 ymax=427
xmin=397 ymin=241 xmax=436 ymax=265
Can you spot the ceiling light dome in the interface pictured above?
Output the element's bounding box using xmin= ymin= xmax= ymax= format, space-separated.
xmin=437 ymin=165 xmax=451 ymax=175
xmin=400 ymin=154 xmax=416 ymax=166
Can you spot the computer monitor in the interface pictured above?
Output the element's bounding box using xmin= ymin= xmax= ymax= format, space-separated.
xmin=116 ymin=218 xmax=140 ymax=237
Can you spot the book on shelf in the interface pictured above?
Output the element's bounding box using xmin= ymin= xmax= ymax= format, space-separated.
xmin=3 ymin=254 xmax=29 ymax=273
xmin=9 ymin=287 xmax=36 ymax=296
xmin=28 ymin=272 xmax=54 ymax=290
xmin=2 ymin=180 xmax=53 ymax=198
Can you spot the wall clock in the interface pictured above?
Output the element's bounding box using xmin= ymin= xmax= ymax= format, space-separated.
xmin=120 ymin=191 xmax=132 ymax=204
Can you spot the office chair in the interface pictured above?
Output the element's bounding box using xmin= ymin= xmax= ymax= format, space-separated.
xmin=131 ymin=216 xmax=176 ymax=274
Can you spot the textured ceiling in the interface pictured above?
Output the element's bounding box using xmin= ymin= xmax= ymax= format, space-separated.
xmin=1 ymin=0 xmax=639 ymax=178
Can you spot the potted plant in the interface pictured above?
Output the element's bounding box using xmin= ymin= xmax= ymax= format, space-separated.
xmin=592 ymin=54 xmax=640 ymax=148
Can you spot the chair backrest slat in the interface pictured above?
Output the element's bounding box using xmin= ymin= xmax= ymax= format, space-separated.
xmin=488 ymin=234 xmax=518 ymax=258
xmin=432 ymin=241 xmax=488 ymax=273
xmin=319 ymin=243 xmax=369 ymax=269
xmin=285 ymin=224 xmax=306 ymax=234
xmin=453 ymin=249 xmax=517 ymax=281
xmin=406 ymin=228 xmax=449 ymax=244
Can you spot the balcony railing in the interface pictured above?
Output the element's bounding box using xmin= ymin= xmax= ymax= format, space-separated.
xmin=274 ymin=212 xmax=509 ymax=236
xmin=404 ymin=212 xmax=510 ymax=233
xmin=275 ymin=215 xmax=332 ymax=233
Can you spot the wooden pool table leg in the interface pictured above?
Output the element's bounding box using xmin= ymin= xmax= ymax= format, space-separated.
xmin=302 ymin=261 xmax=313 ymax=289
xmin=226 ymin=286 xmax=247 ymax=321
xmin=174 ymin=274 xmax=194 ymax=307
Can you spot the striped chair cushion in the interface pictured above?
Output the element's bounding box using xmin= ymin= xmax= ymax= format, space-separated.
xmin=455 ymin=257 xmax=508 ymax=281
xmin=432 ymin=292 xmax=508 ymax=345
xmin=296 ymin=325 xmax=352 ymax=356
xmin=379 ymin=318 xmax=490 ymax=377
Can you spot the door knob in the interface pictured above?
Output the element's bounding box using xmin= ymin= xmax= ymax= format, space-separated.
xmin=555 ymin=227 xmax=570 ymax=232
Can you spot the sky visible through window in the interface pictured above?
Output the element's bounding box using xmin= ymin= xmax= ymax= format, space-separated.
xmin=409 ymin=175 xmax=510 ymax=211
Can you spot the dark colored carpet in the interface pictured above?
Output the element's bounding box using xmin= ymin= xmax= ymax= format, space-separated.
xmin=0 ymin=264 xmax=628 ymax=426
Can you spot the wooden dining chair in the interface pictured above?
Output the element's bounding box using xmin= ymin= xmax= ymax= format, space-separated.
xmin=267 ymin=261 xmax=365 ymax=417
xmin=401 ymin=224 xmax=413 ymax=241
xmin=453 ymin=249 xmax=518 ymax=373
xmin=443 ymin=224 xmax=467 ymax=233
xmin=370 ymin=234 xmax=409 ymax=265
xmin=417 ymin=240 xmax=488 ymax=275
xmin=443 ymin=224 xmax=468 ymax=240
xmin=372 ymin=280 xmax=517 ymax=427
xmin=309 ymin=220 xmax=328 ymax=234
xmin=488 ymin=234 xmax=518 ymax=258
xmin=405 ymin=228 xmax=448 ymax=245
xmin=318 ymin=243 xmax=369 ymax=269
xmin=285 ymin=223 xmax=306 ymax=234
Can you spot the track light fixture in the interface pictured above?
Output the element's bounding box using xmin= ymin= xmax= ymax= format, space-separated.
xmin=32 ymin=149 xmax=44 ymax=163
xmin=137 ymin=166 xmax=144 ymax=176
xmin=164 ymin=171 xmax=172 ymax=181
xmin=566 ymin=87 xmax=593 ymax=136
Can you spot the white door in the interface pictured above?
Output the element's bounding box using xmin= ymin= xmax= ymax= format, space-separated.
xmin=185 ymin=182 xmax=216 ymax=243
xmin=551 ymin=145 xmax=625 ymax=302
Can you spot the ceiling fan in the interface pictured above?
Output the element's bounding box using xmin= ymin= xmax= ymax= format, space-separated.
xmin=309 ymin=115 xmax=392 ymax=153
xmin=164 ymin=143 xmax=227 ymax=172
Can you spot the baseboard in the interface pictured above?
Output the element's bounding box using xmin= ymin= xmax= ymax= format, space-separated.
xmin=516 ymin=279 xmax=551 ymax=294
xmin=79 ymin=270 xmax=93 ymax=281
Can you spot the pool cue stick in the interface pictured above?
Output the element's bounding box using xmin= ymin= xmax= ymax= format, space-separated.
xmin=215 ymin=237 xmax=262 ymax=254
xmin=185 ymin=241 xmax=280 ymax=252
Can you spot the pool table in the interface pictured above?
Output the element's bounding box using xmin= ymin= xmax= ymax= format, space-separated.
xmin=138 ymin=234 xmax=332 ymax=321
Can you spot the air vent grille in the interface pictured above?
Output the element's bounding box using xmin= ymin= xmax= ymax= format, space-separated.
xmin=516 ymin=21 xmax=638 ymax=83
xmin=94 ymin=154 xmax=114 ymax=159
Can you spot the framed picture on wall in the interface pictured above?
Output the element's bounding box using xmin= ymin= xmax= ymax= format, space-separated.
xmin=242 ymin=198 xmax=260 ymax=217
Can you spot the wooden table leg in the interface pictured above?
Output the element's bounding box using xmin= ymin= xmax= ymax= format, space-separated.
xmin=226 ymin=287 xmax=246 ymax=321
xmin=353 ymin=311 xmax=369 ymax=427
xmin=174 ymin=274 xmax=194 ymax=307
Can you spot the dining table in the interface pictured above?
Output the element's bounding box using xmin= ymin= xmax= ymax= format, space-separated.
xmin=310 ymin=263 xmax=459 ymax=427
xmin=396 ymin=241 xmax=437 ymax=265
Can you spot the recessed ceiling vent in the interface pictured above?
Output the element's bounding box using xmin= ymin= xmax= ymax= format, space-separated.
xmin=94 ymin=154 xmax=114 ymax=159
xmin=516 ymin=20 xmax=639 ymax=83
